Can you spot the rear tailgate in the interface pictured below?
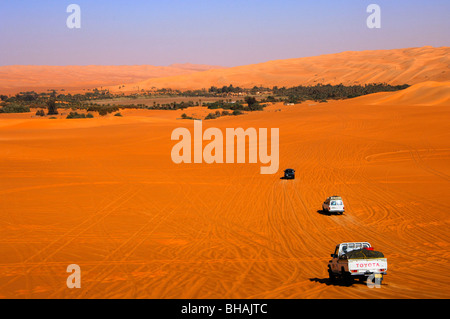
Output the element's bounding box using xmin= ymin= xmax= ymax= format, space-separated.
xmin=330 ymin=204 xmax=344 ymax=211
xmin=348 ymin=258 xmax=388 ymax=274
xmin=329 ymin=201 xmax=344 ymax=212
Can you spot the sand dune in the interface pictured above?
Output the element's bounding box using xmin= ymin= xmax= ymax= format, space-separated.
xmin=0 ymin=64 xmax=223 ymax=95
xmin=114 ymin=46 xmax=450 ymax=92
xmin=368 ymin=81 xmax=450 ymax=106
xmin=2 ymin=46 xmax=448 ymax=96
xmin=0 ymin=84 xmax=449 ymax=298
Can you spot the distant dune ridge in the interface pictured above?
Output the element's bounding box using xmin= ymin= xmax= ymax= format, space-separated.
xmin=0 ymin=46 xmax=449 ymax=95
xmin=0 ymin=64 xmax=224 ymax=95
xmin=115 ymin=46 xmax=450 ymax=92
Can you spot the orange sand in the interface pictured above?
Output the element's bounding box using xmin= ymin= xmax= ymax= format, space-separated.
xmin=369 ymin=81 xmax=450 ymax=107
xmin=2 ymin=47 xmax=448 ymax=96
xmin=0 ymin=82 xmax=449 ymax=298
xmin=0 ymin=63 xmax=223 ymax=95
xmin=114 ymin=46 xmax=450 ymax=92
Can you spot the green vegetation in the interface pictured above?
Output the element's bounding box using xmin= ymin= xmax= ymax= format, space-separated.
xmin=35 ymin=109 xmax=45 ymax=116
xmin=86 ymin=105 xmax=119 ymax=116
xmin=66 ymin=112 xmax=94 ymax=119
xmin=180 ymin=113 xmax=199 ymax=120
xmin=0 ymin=103 xmax=30 ymax=113
xmin=0 ymin=82 xmax=410 ymax=119
xmin=271 ymin=83 xmax=410 ymax=103
xmin=47 ymin=97 xmax=58 ymax=115
xmin=204 ymin=98 xmax=266 ymax=112
xmin=204 ymin=111 xmax=222 ymax=120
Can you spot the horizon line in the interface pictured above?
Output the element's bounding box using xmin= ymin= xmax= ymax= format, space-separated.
xmin=1 ymin=45 xmax=447 ymax=68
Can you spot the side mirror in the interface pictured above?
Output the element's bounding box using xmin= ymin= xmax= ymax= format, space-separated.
xmin=331 ymin=254 xmax=337 ymax=258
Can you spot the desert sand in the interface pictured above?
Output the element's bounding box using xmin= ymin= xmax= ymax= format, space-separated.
xmin=0 ymin=81 xmax=449 ymax=298
xmin=113 ymin=46 xmax=450 ymax=92
xmin=0 ymin=63 xmax=223 ymax=95
xmin=1 ymin=46 xmax=449 ymax=96
xmin=369 ymin=81 xmax=450 ymax=106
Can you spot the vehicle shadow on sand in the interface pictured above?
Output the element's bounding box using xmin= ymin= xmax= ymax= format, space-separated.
xmin=316 ymin=209 xmax=345 ymax=216
xmin=309 ymin=277 xmax=367 ymax=287
xmin=317 ymin=209 xmax=331 ymax=216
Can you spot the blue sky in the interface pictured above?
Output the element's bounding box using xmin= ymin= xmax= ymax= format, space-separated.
xmin=0 ymin=0 xmax=448 ymax=66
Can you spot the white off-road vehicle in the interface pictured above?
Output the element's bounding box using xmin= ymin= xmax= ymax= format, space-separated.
xmin=328 ymin=242 xmax=387 ymax=284
xmin=322 ymin=196 xmax=345 ymax=215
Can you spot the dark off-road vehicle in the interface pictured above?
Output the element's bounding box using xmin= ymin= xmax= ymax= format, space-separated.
xmin=283 ymin=169 xmax=295 ymax=179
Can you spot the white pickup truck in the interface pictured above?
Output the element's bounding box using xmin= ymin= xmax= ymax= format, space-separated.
xmin=328 ymin=242 xmax=387 ymax=284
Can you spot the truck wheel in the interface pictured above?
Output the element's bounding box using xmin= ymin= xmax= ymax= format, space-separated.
xmin=343 ymin=273 xmax=353 ymax=284
xmin=341 ymin=268 xmax=353 ymax=284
